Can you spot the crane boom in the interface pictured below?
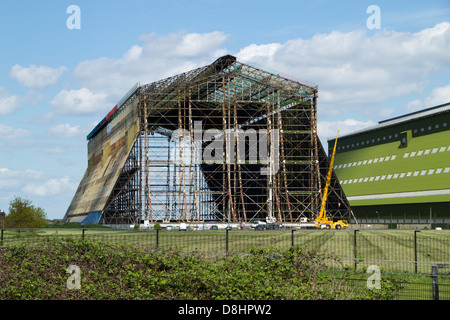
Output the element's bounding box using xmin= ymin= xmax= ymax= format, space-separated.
xmin=318 ymin=131 xmax=338 ymax=220
xmin=315 ymin=131 xmax=348 ymax=229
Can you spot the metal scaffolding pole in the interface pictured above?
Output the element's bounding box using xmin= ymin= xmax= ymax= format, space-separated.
xmin=67 ymin=55 xmax=352 ymax=226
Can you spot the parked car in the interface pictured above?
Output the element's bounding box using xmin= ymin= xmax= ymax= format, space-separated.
xmin=250 ymin=219 xmax=267 ymax=229
xmin=255 ymin=224 xmax=266 ymax=231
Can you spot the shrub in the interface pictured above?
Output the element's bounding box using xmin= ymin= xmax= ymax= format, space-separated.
xmin=0 ymin=239 xmax=403 ymax=300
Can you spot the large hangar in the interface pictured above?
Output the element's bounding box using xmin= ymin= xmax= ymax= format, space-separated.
xmin=328 ymin=102 xmax=450 ymax=223
xmin=63 ymin=55 xmax=351 ymax=225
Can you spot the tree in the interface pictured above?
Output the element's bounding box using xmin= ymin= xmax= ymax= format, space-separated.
xmin=5 ymin=196 xmax=47 ymax=228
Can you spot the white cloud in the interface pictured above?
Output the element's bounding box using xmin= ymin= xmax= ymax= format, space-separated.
xmin=40 ymin=147 xmax=66 ymax=154
xmin=375 ymin=108 xmax=396 ymax=119
xmin=69 ymin=24 xmax=450 ymax=123
xmin=0 ymin=167 xmax=44 ymax=180
xmin=25 ymin=112 xmax=56 ymax=125
xmin=48 ymin=123 xmax=82 ymax=138
xmin=22 ymin=176 xmax=75 ymax=196
xmin=73 ymin=31 xmax=230 ymax=101
xmin=0 ymin=168 xmax=45 ymax=189
xmin=0 ymin=168 xmax=75 ymax=213
xmin=50 ymin=88 xmax=108 ymax=115
xmin=406 ymin=84 xmax=450 ymax=112
xmin=0 ymin=88 xmax=21 ymax=115
xmin=236 ymin=22 xmax=450 ymax=116
xmin=174 ymin=32 xmax=230 ymax=57
xmin=318 ymin=119 xmax=376 ymax=143
xmin=10 ymin=64 xmax=67 ymax=89
xmin=0 ymin=124 xmax=32 ymax=139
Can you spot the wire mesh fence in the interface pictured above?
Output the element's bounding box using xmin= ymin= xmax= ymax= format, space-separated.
xmin=341 ymin=279 xmax=450 ymax=300
xmin=1 ymin=227 xmax=449 ymax=299
xmin=1 ymin=228 xmax=449 ymax=272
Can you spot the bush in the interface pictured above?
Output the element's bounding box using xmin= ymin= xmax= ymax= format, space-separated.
xmin=0 ymin=239 xmax=403 ymax=300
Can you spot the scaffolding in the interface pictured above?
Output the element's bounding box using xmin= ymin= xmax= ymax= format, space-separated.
xmin=64 ymin=55 xmax=352 ymax=225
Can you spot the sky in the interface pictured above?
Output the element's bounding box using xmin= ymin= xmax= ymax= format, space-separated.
xmin=1 ymin=0 xmax=450 ymax=220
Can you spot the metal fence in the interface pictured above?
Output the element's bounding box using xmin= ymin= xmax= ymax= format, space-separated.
xmin=343 ymin=279 xmax=450 ymax=300
xmin=1 ymin=227 xmax=449 ymax=299
xmin=352 ymin=217 xmax=450 ymax=227
xmin=1 ymin=228 xmax=449 ymax=273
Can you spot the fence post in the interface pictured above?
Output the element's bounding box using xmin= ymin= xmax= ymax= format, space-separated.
xmin=431 ymin=263 xmax=450 ymax=300
xmin=1 ymin=229 xmax=4 ymax=246
xmin=414 ymin=230 xmax=420 ymax=274
xmin=226 ymin=229 xmax=229 ymax=254
xmin=354 ymin=229 xmax=359 ymax=270
xmin=432 ymin=264 xmax=450 ymax=300
xmin=156 ymin=228 xmax=160 ymax=249
xmin=432 ymin=265 xmax=439 ymax=300
xmin=82 ymin=228 xmax=87 ymax=240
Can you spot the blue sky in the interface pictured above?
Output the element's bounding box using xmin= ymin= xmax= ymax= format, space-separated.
xmin=1 ymin=0 xmax=450 ymax=220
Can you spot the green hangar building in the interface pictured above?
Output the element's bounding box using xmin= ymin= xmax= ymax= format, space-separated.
xmin=328 ymin=102 xmax=450 ymax=225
